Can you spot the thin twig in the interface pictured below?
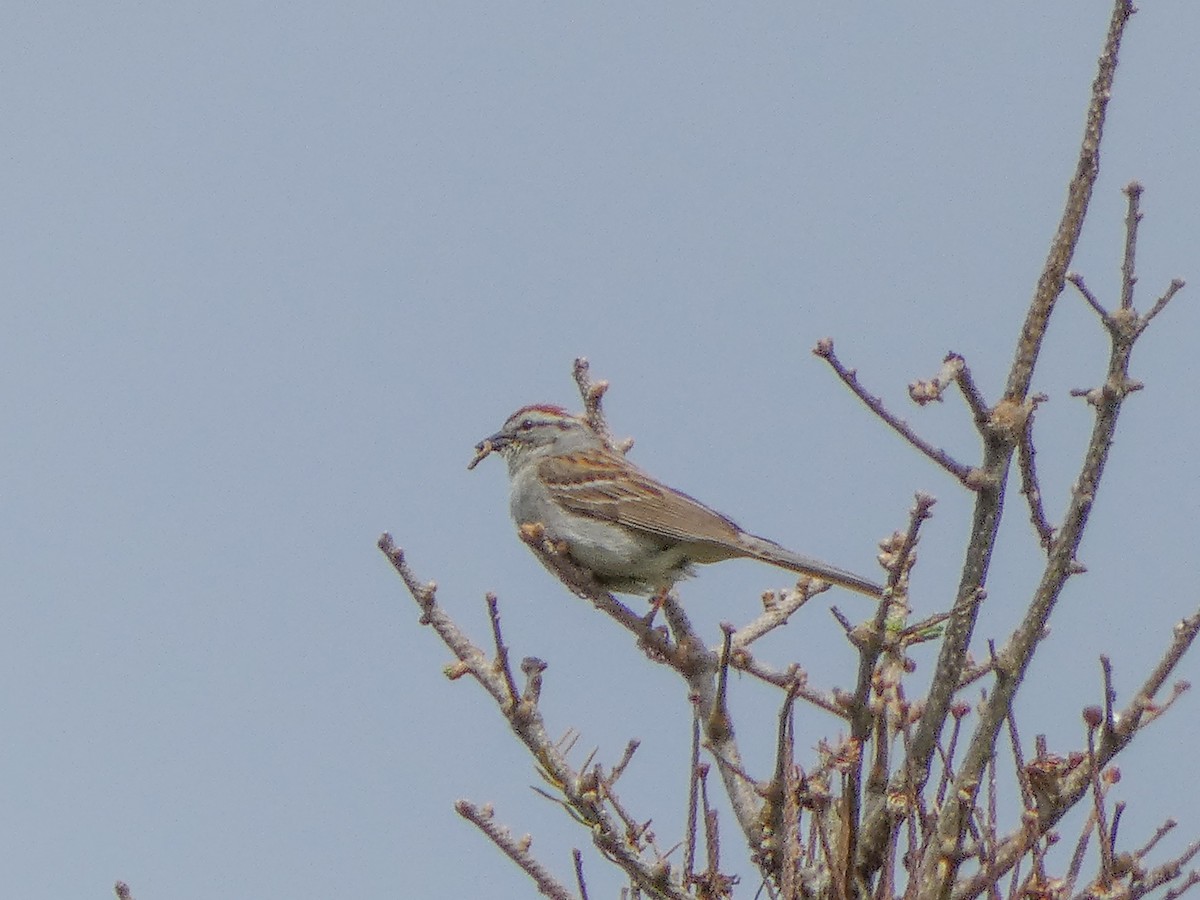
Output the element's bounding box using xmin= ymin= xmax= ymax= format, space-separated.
xmin=924 ymin=3 xmax=1161 ymax=879
xmin=709 ymin=625 xmax=735 ymax=742
xmin=1162 ymin=872 xmax=1200 ymax=900
xmin=1063 ymin=808 xmax=1097 ymax=898
xmin=456 ymin=800 xmax=577 ymax=900
xmin=1088 ymin=609 xmax=1200 ymax=760
xmin=814 ymin=338 xmax=977 ymax=485
xmin=849 ymin=494 xmax=932 ymax=871
xmin=685 ymin=713 xmax=701 ymax=884
xmin=1119 ymin=181 xmax=1142 ymax=311
xmin=926 ymin=27 xmax=1146 ymax=887
xmin=779 ymin=694 xmax=801 ymax=900
xmin=1111 ymin=801 xmax=1125 ymax=857
xmin=1016 ymin=393 xmax=1055 ymax=549
xmin=609 ymin=740 xmax=641 ymax=785
xmin=1068 ymin=273 xmax=1109 ymax=320
xmin=487 ymin=593 xmax=521 ymax=708
xmin=954 ymin=357 xmax=993 ymax=431
xmin=935 ymin=707 xmax=967 ymax=810
xmin=572 ymin=357 xmax=633 ymax=454
xmin=908 ymin=353 xmax=964 ymax=406
xmin=1085 ymin=719 xmax=1114 ymax=888
xmin=381 ymin=536 xmax=694 ymax=900
xmin=983 ymin=752 xmax=999 ymax=899
xmin=1003 ymin=0 xmax=1133 ymax=401
xmin=1135 ymin=819 xmax=1178 ymax=860
xmin=952 ymin=609 xmax=1200 ymax=900
xmin=573 ymin=848 xmax=590 ymax=900
xmin=732 ymin=584 xmax=820 ymax=647
xmin=727 ymin=654 xmax=848 ymax=718
xmin=1140 ymin=278 xmax=1186 ymax=329
xmin=654 ymin=596 xmax=767 ymax=854
xmin=1005 ymin=708 xmax=1032 ymax=812
xmin=1132 ymin=840 xmax=1200 ymax=900
xmin=1100 ymin=656 xmax=1117 ymax=736
xmin=522 ymin=657 xmax=548 ymax=706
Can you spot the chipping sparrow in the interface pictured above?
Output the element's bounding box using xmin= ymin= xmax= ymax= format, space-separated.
xmin=469 ymin=404 xmax=884 ymax=598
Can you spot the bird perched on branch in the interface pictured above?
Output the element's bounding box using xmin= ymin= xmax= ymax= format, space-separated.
xmin=470 ymin=404 xmax=883 ymax=598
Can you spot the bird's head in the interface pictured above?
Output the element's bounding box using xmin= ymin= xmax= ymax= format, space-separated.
xmin=468 ymin=404 xmax=596 ymax=469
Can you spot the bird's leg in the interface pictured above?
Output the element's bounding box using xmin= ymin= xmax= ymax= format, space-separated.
xmin=642 ymin=587 xmax=670 ymax=626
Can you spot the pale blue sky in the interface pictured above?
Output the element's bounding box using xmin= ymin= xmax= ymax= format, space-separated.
xmin=3 ymin=3 xmax=1198 ymax=898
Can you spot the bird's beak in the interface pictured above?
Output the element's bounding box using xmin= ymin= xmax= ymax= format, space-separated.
xmin=467 ymin=431 xmax=510 ymax=470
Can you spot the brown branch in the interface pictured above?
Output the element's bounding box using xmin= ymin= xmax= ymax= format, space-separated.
xmin=1063 ymin=808 xmax=1096 ymax=900
xmin=851 ymin=495 xmax=933 ymax=871
xmin=1005 ymin=708 xmax=1034 ymax=813
xmin=908 ymin=353 xmax=963 ymax=406
xmin=1129 ymin=840 xmax=1200 ymax=900
xmin=550 ymin=570 xmax=764 ymax=859
xmin=487 ymin=593 xmax=521 ymax=708
xmin=1119 ymin=181 xmax=1142 ymax=311
xmin=907 ymin=353 xmax=992 ymax=437
xmin=1002 ymin=0 xmax=1130 ymax=402
xmin=1140 ymin=278 xmax=1186 ymax=329
xmin=379 ymin=535 xmax=694 ymax=899
xmin=522 ymin=657 xmax=548 ymax=706
xmin=918 ymin=3 xmax=1157 ymax=886
xmin=731 ymin=583 xmax=822 ymax=647
xmin=982 ymin=753 xmax=998 ymax=886
xmin=608 ymin=740 xmax=640 ymax=786
xmin=779 ymin=693 xmax=801 ymax=900
xmin=1016 ymin=393 xmax=1055 ymax=549
xmin=951 ymin=608 xmax=1200 ymax=900
xmin=516 ymin=523 xmax=678 ymax=659
xmin=1068 ymin=273 xmax=1109 ymax=320
xmin=685 ymin=713 xmax=702 ymax=885
xmin=1069 ymin=186 xmax=1186 ymax=346
xmin=935 ymin=704 xmax=970 ymax=811
xmin=456 ymin=800 xmax=577 ymax=900
xmin=1081 ymin=606 xmax=1200 ymax=759
xmin=379 ymin=535 xmax=508 ymax=706
xmin=1162 ymin=871 xmax=1200 ymax=900
xmin=661 ymin=604 xmax=771 ymax=862
xmin=908 ymin=581 xmax=989 ymax=777
xmin=1135 ymin=819 xmax=1179 ymax=861
xmin=573 ymin=848 xmax=589 ymax=900
xmin=727 ymin=653 xmax=849 ymax=718
xmin=1100 ymin=656 xmax=1117 ymax=736
xmin=814 ymin=338 xmax=977 ymax=486
xmin=572 ymin=357 xmax=633 ymax=454
xmin=953 ymin=357 xmax=992 ymax=432
xmin=1084 ymin=717 xmax=1115 ymax=889
xmin=709 ymin=625 xmax=735 ymax=741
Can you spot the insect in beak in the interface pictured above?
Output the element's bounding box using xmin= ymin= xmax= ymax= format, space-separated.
xmin=467 ymin=439 xmax=495 ymax=470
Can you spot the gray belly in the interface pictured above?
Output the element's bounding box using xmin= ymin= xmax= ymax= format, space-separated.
xmin=509 ymin=475 xmax=692 ymax=593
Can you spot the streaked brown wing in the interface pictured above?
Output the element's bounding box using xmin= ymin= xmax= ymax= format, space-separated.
xmin=538 ymin=450 xmax=744 ymax=548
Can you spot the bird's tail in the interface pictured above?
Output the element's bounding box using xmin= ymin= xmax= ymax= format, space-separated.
xmin=739 ymin=534 xmax=884 ymax=598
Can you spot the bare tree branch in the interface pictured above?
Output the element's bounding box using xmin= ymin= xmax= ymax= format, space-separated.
xmin=1015 ymin=393 xmax=1055 ymax=549
xmin=574 ymin=356 xmax=634 ymax=454
xmin=918 ymin=6 xmax=1157 ymax=898
xmin=387 ymin=6 xmax=1196 ymax=895
xmin=814 ymin=338 xmax=978 ymax=487
xmin=379 ymin=535 xmax=695 ymax=899
xmin=456 ymin=800 xmax=578 ymax=900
